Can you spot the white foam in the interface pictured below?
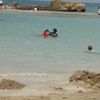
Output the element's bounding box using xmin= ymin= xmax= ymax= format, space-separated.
xmin=0 ymin=72 xmax=68 ymax=88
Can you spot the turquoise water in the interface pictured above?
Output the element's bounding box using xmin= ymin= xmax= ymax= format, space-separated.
xmin=0 ymin=10 xmax=100 ymax=75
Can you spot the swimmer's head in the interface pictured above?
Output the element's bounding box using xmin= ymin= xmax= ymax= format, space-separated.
xmin=88 ymin=45 xmax=93 ymax=51
xmin=46 ymin=29 xmax=49 ymax=32
xmin=53 ymin=28 xmax=57 ymax=33
xmin=44 ymin=29 xmax=49 ymax=33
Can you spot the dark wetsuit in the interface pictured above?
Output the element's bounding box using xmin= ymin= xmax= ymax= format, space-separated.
xmin=49 ymin=32 xmax=58 ymax=37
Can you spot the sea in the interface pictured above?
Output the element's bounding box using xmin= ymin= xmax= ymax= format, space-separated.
xmin=0 ymin=1 xmax=100 ymax=86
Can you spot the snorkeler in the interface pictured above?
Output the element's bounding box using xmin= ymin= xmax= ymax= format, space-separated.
xmin=49 ymin=28 xmax=58 ymax=37
xmin=88 ymin=45 xmax=93 ymax=51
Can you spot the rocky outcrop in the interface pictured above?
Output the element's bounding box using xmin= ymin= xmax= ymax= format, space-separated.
xmin=11 ymin=0 xmax=86 ymax=12
xmin=50 ymin=0 xmax=62 ymax=9
xmin=50 ymin=0 xmax=86 ymax=12
xmin=69 ymin=70 xmax=100 ymax=88
xmin=0 ymin=79 xmax=25 ymax=89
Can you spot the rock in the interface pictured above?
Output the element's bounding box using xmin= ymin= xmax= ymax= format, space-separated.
xmin=78 ymin=90 xmax=84 ymax=93
xmin=0 ymin=79 xmax=25 ymax=89
xmin=50 ymin=0 xmax=62 ymax=10
xmin=69 ymin=70 xmax=90 ymax=82
xmin=11 ymin=0 xmax=86 ymax=12
xmin=69 ymin=70 xmax=100 ymax=88
xmin=50 ymin=0 xmax=86 ymax=12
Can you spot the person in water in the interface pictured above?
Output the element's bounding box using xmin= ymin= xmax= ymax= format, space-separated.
xmin=86 ymin=45 xmax=99 ymax=54
xmin=88 ymin=45 xmax=93 ymax=51
xmin=41 ymin=29 xmax=49 ymax=38
xmin=49 ymin=28 xmax=58 ymax=37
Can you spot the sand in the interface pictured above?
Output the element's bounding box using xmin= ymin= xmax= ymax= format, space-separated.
xmin=0 ymin=81 xmax=99 ymax=100
xmin=0 ymin=90 xmax=100 ymax=100
xmin=0 ymin=70 xmax=100 ymax=100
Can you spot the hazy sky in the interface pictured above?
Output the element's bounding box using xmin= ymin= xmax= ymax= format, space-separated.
xmin=41 ymin=0 xmax=100 ymax=3
xmin=69 ymin=0 xmax=100 ymax=3
xmin=46 ymin=0 xmax=100 ymax=3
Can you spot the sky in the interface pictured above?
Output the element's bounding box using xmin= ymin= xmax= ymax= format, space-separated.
xmin=41 ymin=0 xmax=100 ymax=3
xmin=45 ymin=0 xmax=100 ymax=3
xmin=69 ymin=0 xmax=100 ymax=3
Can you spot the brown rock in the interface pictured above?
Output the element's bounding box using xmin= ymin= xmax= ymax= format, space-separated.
xmin=0 ymin=79 xmax=25 ymax=89
xmin=50 ymin=0 xmax=86 ymax=12
xmin=69 ymin=70 xmax=100 ymax=89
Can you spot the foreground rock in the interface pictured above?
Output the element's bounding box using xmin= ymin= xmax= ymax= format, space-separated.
xmin=69 ymin=70 xmax=100 ymax=88
xmin=0 ymin=79 xmax=25 ymax=89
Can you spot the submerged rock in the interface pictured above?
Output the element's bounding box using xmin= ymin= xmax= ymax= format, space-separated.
xmin=0 ymin=79 xmax=25 ymax=89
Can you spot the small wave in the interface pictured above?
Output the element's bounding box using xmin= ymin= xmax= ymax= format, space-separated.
xmin=0 ymin=72 xmax=67 ymax=80
xmin=85 ymin=50 xmax=100 ymax=55
xmin=0 ymin=72 xmax=68 ymax=86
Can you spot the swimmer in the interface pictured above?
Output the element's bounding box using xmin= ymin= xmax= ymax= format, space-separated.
xmin=49 ymin=28 xmax=58 ymax=37
xmin=41 ymin=29 xmax=49 ymax=38
xmin=88 ymin=45 xmax=93 ymax=51
xmin=85 ymin=45 xmax=100 ymax=55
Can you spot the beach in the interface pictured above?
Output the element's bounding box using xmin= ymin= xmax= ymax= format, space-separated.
xmin=0 ymin=71 xmax=100 ymax=100
xmin=0 ymin=5 xmax=100 ymax=100
xmin=0 ymin=70 xmax=100 ymax=100
xmin=0 ymin=91 xmax=100 ymax=100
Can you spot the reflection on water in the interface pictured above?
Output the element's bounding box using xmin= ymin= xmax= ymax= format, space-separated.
xmin=85 ymin=50 xmax=100 ymax=55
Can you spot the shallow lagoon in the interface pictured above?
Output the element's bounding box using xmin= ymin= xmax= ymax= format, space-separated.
xmin=0 ymin=10 xmax=100 ymax=75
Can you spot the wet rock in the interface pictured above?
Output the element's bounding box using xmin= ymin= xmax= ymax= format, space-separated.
xmin=0 ymin=79 xmax=25 ymax=89
xmin=69 ymin=70 xmax=100 ymax=88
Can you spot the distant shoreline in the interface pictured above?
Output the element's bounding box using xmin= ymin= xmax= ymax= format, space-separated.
xmin=0 ymin=8 xmax=99 ymax=18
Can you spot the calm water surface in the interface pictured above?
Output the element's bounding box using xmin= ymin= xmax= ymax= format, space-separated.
xmin=0 ymin=10 xmax=100 ymax=76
